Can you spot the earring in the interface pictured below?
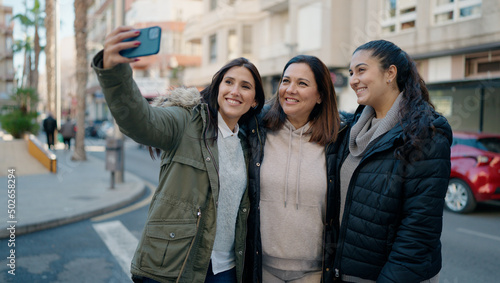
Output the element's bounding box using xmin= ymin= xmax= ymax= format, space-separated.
xmin=252 ymin=104 xmax=258 ymax=110
xmin=387 ymin=79 xmax=391 ymax=83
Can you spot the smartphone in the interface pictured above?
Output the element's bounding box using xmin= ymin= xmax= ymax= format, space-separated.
xmin=119 ymin=26 xmax=162 ymax=58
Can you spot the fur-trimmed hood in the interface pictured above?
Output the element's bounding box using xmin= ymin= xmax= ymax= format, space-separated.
xmin=151 ymin=87 xmax=202 ymax=109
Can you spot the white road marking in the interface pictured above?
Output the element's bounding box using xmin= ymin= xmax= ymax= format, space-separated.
xmin=457 ymin=228 xmax=500 ymax=242
xmin=93 ymin=220 xmax=139 ymax=276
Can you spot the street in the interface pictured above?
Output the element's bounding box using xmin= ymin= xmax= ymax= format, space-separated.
xmin=440 ymin=202 xmax=500 ymax=283
xmin=0 ymin=137 xmax=160 ymax=283
xmin=1 ymin=137 xmax=500 ymax=282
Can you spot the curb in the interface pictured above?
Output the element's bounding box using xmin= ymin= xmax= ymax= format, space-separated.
xmin=0 ymin=168 xmax=148 ymax=239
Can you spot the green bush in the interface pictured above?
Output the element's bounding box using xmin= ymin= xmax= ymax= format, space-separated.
xmin=0 ymin=109 xmax=39 ymax=139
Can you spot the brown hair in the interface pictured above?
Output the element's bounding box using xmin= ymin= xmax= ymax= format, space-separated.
xmin=264 ymin=55 xmax=340 ymax=145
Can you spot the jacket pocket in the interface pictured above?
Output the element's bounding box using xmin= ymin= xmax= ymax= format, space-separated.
xmin=139 ymin=220 xmax=197 ymax=278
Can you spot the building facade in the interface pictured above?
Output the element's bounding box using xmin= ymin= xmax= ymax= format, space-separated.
xmin=0 ymin=1 xmax=15 ymax=108
xmin=183 ymin=0 xmax=265 ymax=88
xmin=86 ymin=0 xmax=203 ymax=126
xmin=183 ymin=0 xmax=500 ymax=134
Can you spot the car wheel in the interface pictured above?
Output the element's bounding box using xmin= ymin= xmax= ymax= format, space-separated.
xmin=445 ymin=178 xmax=477 ymax=213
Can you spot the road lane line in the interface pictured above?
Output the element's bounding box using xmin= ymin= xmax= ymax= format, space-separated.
xmin=93 ymin=220 xmax=138 ymax=276
xmin=457 ymin=228 xmax=500 ymax=242
xmin=91 ymin=181 xmax=155 ymax=222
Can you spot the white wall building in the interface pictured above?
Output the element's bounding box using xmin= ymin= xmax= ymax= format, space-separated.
xmin=183 ymin=0 xmax=500 ymax=133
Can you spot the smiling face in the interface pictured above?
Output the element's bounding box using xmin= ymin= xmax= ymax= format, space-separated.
xmin=349 ymin=50 xmax=397 ymax=117
xmin=217 ymin=66 xmax=257 ymax=131
xmin=279 ymin=63 xmax=321 ymax=129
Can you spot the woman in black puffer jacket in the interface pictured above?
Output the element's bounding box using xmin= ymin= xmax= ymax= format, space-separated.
xmin=331 ymin=40 xmax=452 ymax=283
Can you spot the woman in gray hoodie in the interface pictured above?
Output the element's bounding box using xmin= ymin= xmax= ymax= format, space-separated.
xmin=244 ymin=55 xmax=341 ymax=282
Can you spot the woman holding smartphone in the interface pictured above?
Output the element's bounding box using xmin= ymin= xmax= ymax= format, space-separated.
xmin=92 ymin=26 xmax=265 ymax=283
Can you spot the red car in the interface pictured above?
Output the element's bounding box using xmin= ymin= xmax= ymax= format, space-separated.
xmin=446 ymin=131 xmax=500 ymax=213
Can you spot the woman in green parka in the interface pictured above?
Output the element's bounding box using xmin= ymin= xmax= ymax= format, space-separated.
xmin=92 ymin=26 xmax=265 ymax=283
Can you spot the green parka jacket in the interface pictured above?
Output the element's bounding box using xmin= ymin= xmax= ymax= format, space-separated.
xmin=92 ymin=51 xmax=250 ymax=283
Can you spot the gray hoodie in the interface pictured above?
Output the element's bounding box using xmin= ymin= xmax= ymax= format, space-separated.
xmin=259 ymin=120 xmax=327 ymax=275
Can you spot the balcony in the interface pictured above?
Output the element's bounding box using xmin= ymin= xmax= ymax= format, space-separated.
xmin=183 ymin=17 xmax=202 ymax=44
xmin=260 ymin=0 xmax=288 ymax=13
xmin=0 ymin=72 xmax=15 ymax=82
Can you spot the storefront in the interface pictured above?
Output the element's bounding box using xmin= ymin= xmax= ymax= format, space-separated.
xmin=429 ymin=79 xmax=500 ymax=134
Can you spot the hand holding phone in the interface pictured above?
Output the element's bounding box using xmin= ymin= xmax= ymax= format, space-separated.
xmin=119 ymin=26 xmax=162 ymax=58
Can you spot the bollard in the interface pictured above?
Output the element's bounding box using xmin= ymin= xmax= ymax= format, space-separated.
xmin=105 ymin=137 xmax=124 ymax=189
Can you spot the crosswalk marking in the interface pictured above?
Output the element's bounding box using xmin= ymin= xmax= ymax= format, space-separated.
xmin=93 ymin=220 xmax=139 ymax=277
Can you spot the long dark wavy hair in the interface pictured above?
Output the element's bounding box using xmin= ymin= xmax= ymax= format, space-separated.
xmin=149 ymin=57 xmax=265 ymax=159
xmin=201 ymin=57 xmax=265 ymax=133
xmin=264 ymin=55 xmax=340 ymax=145
xmin=353 ymin=40 xmax=437 ymax=162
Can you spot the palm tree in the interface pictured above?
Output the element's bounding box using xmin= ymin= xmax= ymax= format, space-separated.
xmin=12 ymin=0 xmax=44 ymax=90
xmin=71 ymin=0 xmax=90 ymax=161
xmin=12 ymin=38 xmax=33 ymax=88
xmin=45 ymin=0 xmax=55 ymax=115
xmin=30 ymin=0 xmax=43 ymax=92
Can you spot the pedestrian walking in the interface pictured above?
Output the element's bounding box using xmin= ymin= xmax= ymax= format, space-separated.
xmin=59 ymin=117 xmax=76 ymax=150
xmin=42 ymin=113 xmax=57 ymax=150
xmin=92 ymin=26 xmax=265 ymax=283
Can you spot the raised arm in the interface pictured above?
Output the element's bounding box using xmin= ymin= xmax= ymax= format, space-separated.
xmin=91 ymin=26 xmax=190 ymax=151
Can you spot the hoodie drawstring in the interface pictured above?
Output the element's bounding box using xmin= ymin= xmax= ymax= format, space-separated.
xmin=284 ymin=127 xmax=293 ymax=208
xmin=284 ymin=124 xmax=305 ymax=210
xmin=296 ymin=127 xmax=304 ymax=210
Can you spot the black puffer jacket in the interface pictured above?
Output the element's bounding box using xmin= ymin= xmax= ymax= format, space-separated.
xmin=331 ymin=105 xmax=452 ymax=282
xmin=241 ymin=107 xmax=343 ymax=283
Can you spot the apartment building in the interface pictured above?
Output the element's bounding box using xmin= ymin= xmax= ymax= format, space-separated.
xmin=183 ymin=0 xmax=266 ymax=87
xmin=183 ymin=0 xmax=500 ymax=134
xmin=124 ymin=0 xmax=203 ymax=94
xmin=0 ymin=1 xmax=15 ymax=108
xmin=86 ymin=0 xmax=202 ymax=124
xmin=361 ymin=0 xmax=500 ymax=134
xmin=86 ymin=0 xmax=121 ymax=123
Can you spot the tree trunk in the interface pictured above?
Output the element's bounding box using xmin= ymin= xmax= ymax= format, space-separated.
xmin=44 ymin=0 xmax=55 ymax=114
xmin=71 ymin=0 xmax=90 ymax=161
xmin=33 ymin=22 xmax=40 ymax=91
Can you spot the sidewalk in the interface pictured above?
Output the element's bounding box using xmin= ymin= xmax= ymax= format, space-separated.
xmin=0 ymin=132 xmax=147 ymax=238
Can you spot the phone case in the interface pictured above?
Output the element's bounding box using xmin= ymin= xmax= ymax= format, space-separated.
xmin=119 ymin=26 xmax=162 ymax=58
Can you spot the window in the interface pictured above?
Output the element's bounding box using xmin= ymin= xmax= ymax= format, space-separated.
xmin=297 ymin=2 xmax=322 ymax=52
xmin=242 ymin=25 xmax=252 ymax=57
xmin=209 ymin=34 xmax=217 ymax=63
xmin=436 ymin=0 xmax=454 ymax=5
xmin=387 ymin=0 xmax=396 ymax=17
xmin=465 ymin=51 xmax=500 ymax=77
xmin=460 ymin=4 xmax=481 ymax=17
xmin=6 ymin=37 xmax=13 ymax=53
xmin=210 ymin=0 xmax=218 ymax=11
xmin=381 ymin=0 xmax=417 ymax=34
xmin=5 ymin=13 xmax=12 ymax=26
xmin=433 ymin=0 xmax=482 ymax=24
xmin=227 ymin=29 xmax=237 ymax=60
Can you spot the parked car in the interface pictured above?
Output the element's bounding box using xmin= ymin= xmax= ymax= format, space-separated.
xmin=446 ymin=131 xmax=500 ymax=213
xmin=97 ymin=121 xmax=115 ymax=139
